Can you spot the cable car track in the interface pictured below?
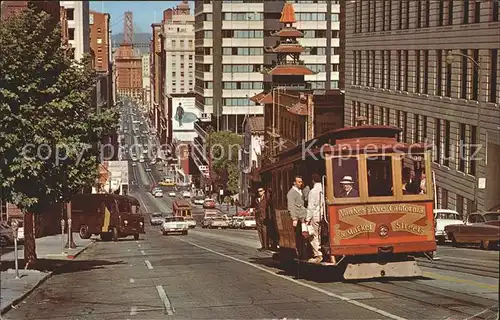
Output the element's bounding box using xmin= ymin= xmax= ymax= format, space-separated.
xmin=179 ymin=230 xmax=499 ymax=320
xmin=417 ymin=258 xmax=499 ymax=279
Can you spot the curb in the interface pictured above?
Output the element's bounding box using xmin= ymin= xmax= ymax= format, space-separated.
xmin=0 ymin=240 xmax=95 ymax=315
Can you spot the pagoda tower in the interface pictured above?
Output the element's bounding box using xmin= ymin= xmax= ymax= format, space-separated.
xmin=250 ymin=1 xmax=316 ymax=163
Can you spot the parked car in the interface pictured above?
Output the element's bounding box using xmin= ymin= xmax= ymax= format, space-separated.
xmin=184 ymin=217 xmax=197 ymax=228
xmin=434 ymin=209 xmax=461 ymax=244
xmin=209 ymin=216 xmax=230 ymax=229
xmin=445 ymin=211 xmax=500 ymax=250
xmin=0 ymin=222 xmax=14 ymax=247
xmin=150 ymin=212 xmax=164 ymax=225
xmin=241 ymin=216 xmax=257 ymax=229
xmin=230 ymin=216 xmax=244 ymax=228
xmin=161 ymin=216 xmax=189 ymax=235
xmin=182 ymin=191 xmax=191 ymax=198
xmin=203 ymin=199 xmax=216 ymax=209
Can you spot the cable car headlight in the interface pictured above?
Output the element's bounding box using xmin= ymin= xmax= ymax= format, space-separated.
xmin=379 ymin=225 xmax=389 ymax=237
xmin=124 ymin=220 xmax=128 ymax=226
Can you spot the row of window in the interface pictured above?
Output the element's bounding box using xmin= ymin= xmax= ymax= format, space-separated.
xmin=303 ymin=30 xmax=340 ymax=38
xmin=169 ymin=39 xmax=194 ymax=48
xmin=354 ymin=0 xmax=499 ymax=34
xmin=437 ymin=187 xmax=476 ymax=216
xmin=351 ymin=102 xmax=478 ymax=176
xmin=202 ymin=12 xmax=339 ymax=22
xmin=223 ymin=98 xmax=256 ymax=106
xmin=222 ymin=47 xmax=263 ymax=56
xmin=352 ymin=49 xmax=498 ymax=103
xmin=222 ymin=30 xmax=264 ymax=38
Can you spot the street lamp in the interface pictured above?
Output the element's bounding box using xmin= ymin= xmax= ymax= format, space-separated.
xmin=445 ymin=50 xmax=482 ymax=211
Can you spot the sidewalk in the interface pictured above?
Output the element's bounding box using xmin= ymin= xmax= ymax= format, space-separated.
xmin=0 ymin=234 xmax=93 ymax=314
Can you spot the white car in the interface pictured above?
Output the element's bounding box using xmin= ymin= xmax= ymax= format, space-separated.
xmin=169 ymin=191 xmax=176 ymax=197
xmin=161 ymin=217 xmax=189 ymax=235
xmin=150 ymin=212 xmax=164 ymax=225
xmin=145 ymin=167 xmax=151 ymax=172
xmin=132 ymin=162 xmax=137 ymax=167
xmin=209 ymin=217 xmax=230 ymax=229
xmin=153 ymin=189 xmax=163 ymax=198
xmin=193 ymin=197 xmax=204 ymax=205
xmin=139 ymin=158 xmax=145 ymax=163
xmin=241 ymin=216 xmax=256 ymax=229
xmin=184 ymin=217 xmax=197 ymax=228
xmin=434 ymin=209 xmax=462 ymax=244
xmin=182 ymin=191 xmax=191 ymax=198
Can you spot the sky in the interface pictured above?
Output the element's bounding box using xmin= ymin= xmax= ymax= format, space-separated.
xmin=89 ymin=1 xmax=190 ymax=34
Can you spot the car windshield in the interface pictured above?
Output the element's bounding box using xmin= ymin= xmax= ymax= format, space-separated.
xmin=152 ymin=213 xmax=163 ymax=217
xmin=436 ymin=212 xmax=460 ymax=219
xmin=484 ymin=213 xmax=500 ymax=221
xmin=245 ymin=217 xmax=255 ymax=220
xmin=165 ymin=217 xmax=184 ymax=222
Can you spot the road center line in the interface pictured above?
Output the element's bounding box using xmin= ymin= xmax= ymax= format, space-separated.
xmin=177 ymin=238 xmax=406 ymax=320
xmin=155 ymin=285 xmax=175 ymax=315
xmin=145 ymin=260 xmax=154 ymax=270
xmin=130 ymin=306 xmax=138 ymax=315
xmin=140 ymin=250 xmax=145 ymax=255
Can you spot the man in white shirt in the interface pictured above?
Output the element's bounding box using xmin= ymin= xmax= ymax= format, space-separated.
xmin=305 ymin=173 xmax=323 ymax=264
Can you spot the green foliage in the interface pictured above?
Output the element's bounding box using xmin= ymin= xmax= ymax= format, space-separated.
xmin=207 ymin=130 xmax=243 ymax=194
xmin=0 ymin=8 xmax=119 ymax=214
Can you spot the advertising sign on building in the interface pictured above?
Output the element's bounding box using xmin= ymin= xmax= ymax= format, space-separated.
xmin=172 ymin=97 xmax=199 ymax=141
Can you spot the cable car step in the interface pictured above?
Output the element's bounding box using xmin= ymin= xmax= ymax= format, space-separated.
xmin=343 ymin=260 xmax=422 ymax=280
xmin=294 ymin=259 xmax=338 ymax=266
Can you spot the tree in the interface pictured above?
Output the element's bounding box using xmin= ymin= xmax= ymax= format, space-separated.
xmin=0 ymin=8 xmax=118 ymax=268
xmin=207 ymin=130 xmax=243 ymax=194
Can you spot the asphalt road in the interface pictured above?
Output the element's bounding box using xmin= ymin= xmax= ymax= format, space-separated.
xmin=5 ymin=149 xmax=499 ymax=320
xmin=5 ymin=102 xmax=498 ymax=319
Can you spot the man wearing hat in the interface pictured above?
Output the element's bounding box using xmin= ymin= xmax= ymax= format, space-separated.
xmin=339 ymin=176 xmax=359 ymax=197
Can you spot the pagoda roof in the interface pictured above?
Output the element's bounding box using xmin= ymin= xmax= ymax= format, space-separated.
xmin=265 ymin=43 xmax=304 ymax=53
xmin=286 ymin=101 xmax=308 ymax=116
xmin=280 ymin=2 xmax=297 ymax=24
xmin=262 ymin=64 xmax=316 ymax=76
xmin=271 ymin=28 xmax=303 ymax=37
xmin=249 ymin=91 xmax=273 ymax=104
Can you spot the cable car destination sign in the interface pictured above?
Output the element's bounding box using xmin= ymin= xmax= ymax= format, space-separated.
xmin=335 ymin=204 xmax=429 ymax=242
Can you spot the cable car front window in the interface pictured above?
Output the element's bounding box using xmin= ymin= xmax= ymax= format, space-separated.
xmin=367 ymin=156 xmax=394 ymax=197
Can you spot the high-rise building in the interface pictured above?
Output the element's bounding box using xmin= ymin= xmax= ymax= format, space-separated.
xmin=142 ymin=54 xmax=151 ymax=105
xmin=193 ymin=0 xmax=341 ymax=133
xmin=60 ymin=1 xmax=90 ymax=61
xmin=345 ymin=0 xmax=500 ymax=213
xmin=115 ymin=43 xmax=143 ymax=100
xmin=162 ymin=1 xmax=195 ymax=95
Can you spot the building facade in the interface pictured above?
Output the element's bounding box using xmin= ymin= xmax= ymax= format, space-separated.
xmin=193 ymin=0 xmax=341 ymax=133
xmin=114 ymin=43 xmax=143 ymax=100
xmin=162 ymin=2 xmax=195 ymax=95
xmin=345 ymin=0 xmax=500 ymax=214
xmin=89 ymin=10 xmax=110 ymax=72
xmin=60 ymin=1 xmax=90 ymax=61
xmin=142 ymin=53 xmax=151 ymax=105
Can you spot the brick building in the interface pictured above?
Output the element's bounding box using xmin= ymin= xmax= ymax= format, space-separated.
xmin=89 ymin=10 xmax=110 ymax=72
xmin=344 ymin=0 xmax=500 ymax=213
xmin=114 ymin=43 xmax=143 ymax=100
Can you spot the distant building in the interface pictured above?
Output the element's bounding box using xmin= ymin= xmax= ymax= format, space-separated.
xmin=142 ymin=54 xmax=151 ymax=105
xmin=114 ymin=43 xmax=143 ymax=100
xmin=162 ymin=1 xmax=195 ymax=95
xmin=60 ymin=1 xmax=90 ymax=61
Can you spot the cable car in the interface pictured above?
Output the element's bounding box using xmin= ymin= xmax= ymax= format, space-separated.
xmin=260 ymin=124 xmax=436 ymax=280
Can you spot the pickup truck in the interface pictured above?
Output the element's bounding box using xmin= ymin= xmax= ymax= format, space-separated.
xmin=161 ymin=216 xmax=189 ymax=235
xmin=434 ymin=209 xmax=461 ymax=244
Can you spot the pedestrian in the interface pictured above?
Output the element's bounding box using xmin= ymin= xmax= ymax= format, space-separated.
xmin=255 ymin=188 xmax=268 ymax=251
xmin=286 ymin=175 xmax=307 ymax=259
xmin=305 ymin=174 xmax=323 ymax=264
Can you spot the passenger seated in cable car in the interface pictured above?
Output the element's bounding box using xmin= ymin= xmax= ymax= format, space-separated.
xmin=338 ymin=176 xmax=358 ymax=198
